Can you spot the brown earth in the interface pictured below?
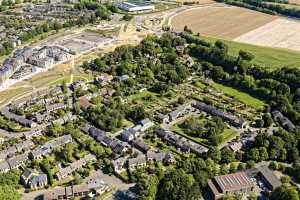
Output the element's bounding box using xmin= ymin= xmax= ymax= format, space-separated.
xmin=289 ymin=0 xmax=300 ymax=5
xmin=171 ymin=6 xmax=278 ymax=39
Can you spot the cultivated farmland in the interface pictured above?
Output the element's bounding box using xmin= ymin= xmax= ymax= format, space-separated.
xmin=171 ymin=6 xmax=277 ymax=39
xmin=234 ymin=18 xmax=300 ymax=52
xmin=289 ymin=0 xmax=300 ymax=5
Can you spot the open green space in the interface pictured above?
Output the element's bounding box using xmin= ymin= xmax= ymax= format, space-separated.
xmin=203 ymin=36 xmax=300 ymax=69
xmin=219 ymin=128 xmax=239 ymax=147
xmin=212 ymin=82 xmax=266 ymax=109
xmin=194 ymin=81 xmax=207 ymax=89
xmin=128 ymin=90 xmax=160 ymax=108
xmin=171 ymin=115 xmax=239 ymax=148
xmin=171 ymin=123 xmax=207 ymax=144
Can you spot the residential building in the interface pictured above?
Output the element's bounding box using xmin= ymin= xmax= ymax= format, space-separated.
xmin=70 ymin=80 xmax=87 ymax=91
xmin=110 ymin=140 xmax=128 ymax=154
xmin=132 ymin=139 xmax=150 ymax=153
xmin=121 ymin=118 xmax=154 ymax=142
xmin=7 ymin=152 xmax=30 ymax=169
xmin=79 ymin=96 xmax=92 ymax=110
xmin=0 ymin=146 xmax=17 ymax=160
xmin=116 ymin=74 xmax=129 ymax=81
xmin=29 ymin=135 xmax=72 ymax=160
xmin=229 ymin=142 xmax=243 ymax=152
xmin=86 ymin=178 xmax=109 ymax=195
xmin=128 ymin=155 xmax=147 ymax=170
xmin=43 ymin=178 xmax=108 ymax=200
xmin=15 ymin=140 xmax=34 ymax=152
xmin=193 ymin=101 xmax=247 ymax=128
xmin=95 ymin=73 xmax=113 ymax=86
xmin=111 ymin=157 xmax=127 ymax=173
xmin=0 ymin=107 xmax=37 ymax=128
xmin=21 ymin=168 xmax=48 ymax=189
xmin=139 ymin=118 xmax=154 ymax=132
xmin=155 ymin=128 xmax=208 ymax=155
xmin=146 ymin=150 xmax=175 ymax=165
xmin=23 ymin=129 xmax=42 ymax=139
xmin=0 ymin=161 xmax=10 ymax=173
xmin=46 ymin=103 xmax=67 ymax=113
xmin=161 ymin=102 xmax=194 ymax=124
xmin=272 ymin=110 xmax=295 ymax=130
xmin=55 ymin=154 xmax=96 ymax=180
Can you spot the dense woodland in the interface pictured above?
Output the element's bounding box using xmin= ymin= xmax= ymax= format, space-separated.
xmin=82 ymin=30 xmax=300 ymax=199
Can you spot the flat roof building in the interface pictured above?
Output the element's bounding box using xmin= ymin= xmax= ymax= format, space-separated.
xmin=257 ymin=165 xmax=282 ymax=191
xmin=117 ymin=1 xmax=155 ymax=12
xmin=208 ymin=171 xmax=256 ymax=200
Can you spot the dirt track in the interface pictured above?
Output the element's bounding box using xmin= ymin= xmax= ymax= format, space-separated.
xmin=171 ymin=6 xmax=277 ymax=39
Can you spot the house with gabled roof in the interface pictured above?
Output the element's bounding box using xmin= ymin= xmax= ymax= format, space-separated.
xmin=128 ymin=155 xmax=147 ymax=171
xmin=21 ymin=168 xmax=48 ymax=189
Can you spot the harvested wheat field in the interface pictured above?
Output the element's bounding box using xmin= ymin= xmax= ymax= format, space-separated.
xmin=234 ymin=18 xmax=300 ymax=52
xmin=289 ymin=0 xmax=300 ymax=5
xmin=171 ymin=6 xmax=277 ymax=39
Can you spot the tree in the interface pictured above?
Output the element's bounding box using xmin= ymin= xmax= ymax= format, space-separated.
xmin=280 ymin=176 xmax=291 ymax=184
xmin=263 ymin=113 xmax=273 ymax=127
xmin=47 ymin=123 xmax=63 ymax=137
xmin=256 ymin=119 xmax=264 ymax=128
xmin=156 ymin=169 xmax=201 ymax=200
xmin=136 ymin=174 xmax=159 ymax=200
xmin=0 ymin=185 xmax=21 ymax=200
xmin=221 ymin=148 xmax=236 ymax=164
xmin=207 ymin=148 xmax=221 ymax=163
xmin=269 ymin=161 xmax=279 ymax=170
xmin=270 ymin=186 xmax=299 ymax=200
xmin=74 ymin=102 xmax=81 ymax=115
xmin=238 ymin=50 xmax=254 ymax=61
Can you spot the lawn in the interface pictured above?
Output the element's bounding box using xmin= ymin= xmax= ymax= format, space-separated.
xmin=203 ymin=36 xmax=300 ymax=69
xmin=171 ymin=123 xmax=207 ymax=144
xmin=218 ymin=128 xmax=239 ymax=148
xmin=212 ymin=82 xmax=266 ymax=109
xmin=194 ymin=81 xmax=207 ymax=89
xmin=171 ymin=118 xmax=238 ymax=148
xmin=128 ymin=90 xmax=160 ymax=108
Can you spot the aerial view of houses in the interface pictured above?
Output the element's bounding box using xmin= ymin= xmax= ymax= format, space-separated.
xmin=0 ymin=0 xmax=299 ymax=200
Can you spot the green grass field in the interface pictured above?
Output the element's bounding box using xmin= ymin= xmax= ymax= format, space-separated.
xmin=171 ymin=122 xmax=238 ymax=148
xmin=128 ymin=91 xmax=160 ymax=108
xmin=203 ymin=36 xmax=300 ymax=69
xmin=212 ymin=82 xmax=266 ymax=109
xmin=171 ymin=123 xmax=207 ymax=144
xmin=219 ymin=128 xmax=239 ymax=148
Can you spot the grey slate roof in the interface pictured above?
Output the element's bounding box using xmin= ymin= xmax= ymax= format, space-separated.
xmin=257 ymin=165 xmax=282 ymax=190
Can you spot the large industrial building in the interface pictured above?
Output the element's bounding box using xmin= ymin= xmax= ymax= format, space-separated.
xmin=207 ymin=171 xmax=256 ymax=200
xmin=117 ymin=1 xmax=155 ymax=12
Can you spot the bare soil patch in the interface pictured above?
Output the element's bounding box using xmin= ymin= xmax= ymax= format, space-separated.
xmin=171 ymin=6 xmax=277 ymax=39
